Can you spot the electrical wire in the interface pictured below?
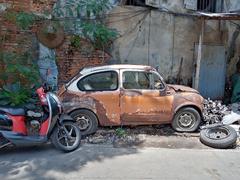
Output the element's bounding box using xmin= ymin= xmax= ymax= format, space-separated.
xmin=123 ymin=11 xmax=149 ymax=61
xmin=50 ymin=2 xmax=148 ymax=20
xmin=35 ymin=9 xmax=148 ymax=24
xmin=147 ymin=11 xmax=151 ymax=65
xmin=117 ymin=10 xmax=149 ymax=39
xmin=229 ymin=20 xmax=240 ymax=29
xmin=106 ymin=10 xmax=148 ymax=24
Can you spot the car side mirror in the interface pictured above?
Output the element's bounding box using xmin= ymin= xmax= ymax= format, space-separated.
xmin=154 ymin=82 xmax=165 ymax=90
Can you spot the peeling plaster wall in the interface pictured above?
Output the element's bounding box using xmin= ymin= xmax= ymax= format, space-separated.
xmin=223 ymin=0 xmax=240 ymax=78
xmin=109 ymin=6 xmax=232 ymax=85
xmin=225 ymin=0 xmax=240 ymax=12
xmin=158 ymin=0 xmax=186 ymax=13
xmin=109 ymin=0 xmax=240 ymax=86
xmin=226 ymin=21 xmax=240 ymax=77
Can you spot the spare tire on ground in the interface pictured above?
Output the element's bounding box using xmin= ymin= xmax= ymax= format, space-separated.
xmin=200 ymin=125 xmax=238 ymax=149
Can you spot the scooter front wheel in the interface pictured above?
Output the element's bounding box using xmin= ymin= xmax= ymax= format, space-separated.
xmin=51 ymin=121 xmax=81 ymax=152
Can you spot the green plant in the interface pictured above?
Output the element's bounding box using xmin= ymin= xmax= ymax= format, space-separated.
xmin=4 ymin=11 xmax=17 ymax=23
xmin=82 ymin=22 xmax=118 ymax=49
xmin=0 ymin=52 xmax=40 ymax=106
xmin=16 ymin=12 xmax=36 ymax=30
xmin=4 ymin=11 xmax=36 ymax=30
xmin=52 ymin=0 xmax=118 ymax=49
xmin=0 ymin=52 xmax=40 ymax=84
xmin=0 ymin=82 xmax=32 ymax=106
xmin=53 ymin=0 xmax=112 ymax=18
xmin=115 ymin=128 xmax=127 ymax=137
xmin=70 ymin=35 xmax=82 ymax=48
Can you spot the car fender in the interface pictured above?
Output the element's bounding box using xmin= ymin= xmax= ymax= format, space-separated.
xmin=174 ymin=102 xmax=203 ymax=116
xmin=61 ymin=92 xmax=97 ymax=115
xmin=173 ymin=92 xmax=203 ymax=114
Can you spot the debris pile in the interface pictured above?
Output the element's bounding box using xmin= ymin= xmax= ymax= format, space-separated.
xmin=82 ymin=126 xmax=196 ymax=146
xmin=81 ymin=98 xmax=239 ymax=148
xmin=202 ymin=98 xmax=231 ymax=124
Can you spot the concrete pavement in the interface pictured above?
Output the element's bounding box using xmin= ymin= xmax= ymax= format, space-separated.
xmin=0 ymin=144 xmax=240 ymax=180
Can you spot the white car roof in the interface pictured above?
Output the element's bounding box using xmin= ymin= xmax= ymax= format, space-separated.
xmin=80 ymin=64 xmax=155 ymax=75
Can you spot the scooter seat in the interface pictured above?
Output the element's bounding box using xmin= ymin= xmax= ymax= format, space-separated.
xmin=0 ymin=106 xmax=25 ymax=116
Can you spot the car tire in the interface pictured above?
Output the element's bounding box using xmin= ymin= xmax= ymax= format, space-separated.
xmin=70 ymin=109 xmax=98 ymax=136
xmin=200 ymin=125 xmax=237 ymax=149
xmin=172 ymin=107 xmax=201 ymax=132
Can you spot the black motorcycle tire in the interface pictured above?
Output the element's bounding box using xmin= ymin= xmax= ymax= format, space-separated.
xmin=51 ymin=121 xmax=81 ymax=152
xmin=200 ymin=125 xmax=238 ymax=149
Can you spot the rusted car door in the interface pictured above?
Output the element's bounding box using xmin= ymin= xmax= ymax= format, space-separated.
xmin=120 ymin=70 xmax=174 ymax=125
xmin=71 ymin=70 xmax=121 ymax=126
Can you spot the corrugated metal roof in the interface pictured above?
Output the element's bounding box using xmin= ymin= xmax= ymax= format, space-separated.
xmin=197 ymin=12 xmax=240 ymax=20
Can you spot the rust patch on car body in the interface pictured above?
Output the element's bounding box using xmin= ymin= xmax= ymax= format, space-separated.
xmin=61 ymin=92 xmax=97 ymax=114
xmin=61 ymin=90 xmax=121 ymax=126
xmin=169 ymin=85 xmax=204 ymax=115
xmin=59 ymin=65 xmax=204 ymax=128
xmin=120 ymin=89 xmax=174 ymax=124
xmin=60 ymin=85 xmax=203 ymax=127
xmin=168 ymin=84 xmax=199 ymax=94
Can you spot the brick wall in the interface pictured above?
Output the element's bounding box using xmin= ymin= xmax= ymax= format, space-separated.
xmin=56 ymin=36 xmax=111 ymax=83
xmin=0 ymin=0 xmax=110 ymax=85
xmin=0 ymin=0 xmax=31 ymax=12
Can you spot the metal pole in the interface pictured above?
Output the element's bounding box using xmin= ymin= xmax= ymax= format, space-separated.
xmin=170 ymin=15 xmax=176 ymax=76
xmin=194 ymin=18 xmax=205 ymax=90
xmin=147 ymin=10 xmax=151 ymax=65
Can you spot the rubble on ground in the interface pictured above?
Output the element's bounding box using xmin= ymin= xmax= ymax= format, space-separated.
xmin=82 ymin=125 xmax=199 ymax=147
xmin=202 ymin=98 xmax=240 ymax=125
xmin=202 ymin=98 xmax=231 ymax=124
xmin=81 ymin=98 xmax=239 ymax=147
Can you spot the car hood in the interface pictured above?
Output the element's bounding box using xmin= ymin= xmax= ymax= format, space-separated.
xmin=167 ymin=84 xmax=199 ymax=94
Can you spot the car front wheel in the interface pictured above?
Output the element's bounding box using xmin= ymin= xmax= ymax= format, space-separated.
xmin=172 ymin=107 xmax=201 ymax=132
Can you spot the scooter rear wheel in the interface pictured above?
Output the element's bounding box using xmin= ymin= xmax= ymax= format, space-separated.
xmin=51 ymin=121 xmax=81 ymax=152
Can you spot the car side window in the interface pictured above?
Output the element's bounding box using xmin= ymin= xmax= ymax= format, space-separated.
xmin=122 ymin=71 xmax=149 ymax=89
xmin=77 ymin=71 xmax=118 ymax=91
xmin=123 ymin=71 xmax=165 ymax=90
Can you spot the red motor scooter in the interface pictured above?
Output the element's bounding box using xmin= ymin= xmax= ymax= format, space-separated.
xmin=0 ymin=85 xmax=81 ymax=152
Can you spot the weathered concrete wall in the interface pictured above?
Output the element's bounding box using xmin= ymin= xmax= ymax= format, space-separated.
xmin=225 ymin=0 xmax=240 ymax=12
xmin=158 ymin=0 xmax=186 ymax=13
xmin=109 ymin=6 xmax=234 ymax=85
xmin=226 ymin=21 xmax=240 ymax=76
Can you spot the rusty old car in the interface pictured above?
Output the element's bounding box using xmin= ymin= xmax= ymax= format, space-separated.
xmin=59 ymin=65 xmax=204 ymax=135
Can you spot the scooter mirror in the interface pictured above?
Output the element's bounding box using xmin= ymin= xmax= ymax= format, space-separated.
xmin=43 ymin=83 xmax=52 ymax=93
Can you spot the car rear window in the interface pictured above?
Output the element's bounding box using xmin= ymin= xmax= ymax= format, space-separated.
xmin=77 ymin=71 xmax=118 ymax=91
